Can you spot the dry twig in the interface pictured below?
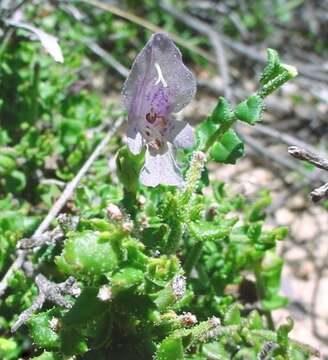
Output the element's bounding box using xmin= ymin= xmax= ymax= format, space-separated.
xmin=289 ymin=145 xmax=328 ymax=202
xmin=159 ymin=0 xmax=232 ymax=100
xmin=11 ymin=274 xmax=80 ymax=332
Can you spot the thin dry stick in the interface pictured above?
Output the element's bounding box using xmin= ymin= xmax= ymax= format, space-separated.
xmin=159 ymin=0 xmax=232 ymax=100
xmin=254 ymin=124 xmax=321 ymax=156
xmin=288 ymin=146 xmax=328 ymax=171
xmin=0 ymin=117 xmax=124 ymax=299
xmin=81 ymin=0 xmax=216 ymax=64
xmin=160 ymin=0 xmax=328 ymax=84
xmin=288 ymin=145 xmax=328 ymax=202
xmin=86 ymin=41 xmax=129 ymax=78
xmin=11 ymin=274 xmax=81 ymax=332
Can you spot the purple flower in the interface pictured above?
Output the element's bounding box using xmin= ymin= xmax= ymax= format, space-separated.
xmin=122 ymin=33 xmax=196 ymax=187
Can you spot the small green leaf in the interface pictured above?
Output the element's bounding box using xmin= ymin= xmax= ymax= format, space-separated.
xmin=63 ymin=287 xmax=108 ymax=326
xmin=0 ymin=337 xmax=19 ymax=360
xmin=196 ymin=117 xmax=218 ymax=150
xmin=55 ymin=230 xmax=119 ymax=278
xmin=247 ymin=310 xmax=264 ymax=330
xmin=141 ymin=223 xmax=169 ymax=250
xmin=260 ymin=49 xmax=282 ymax=86
xmin=116 ymin=146 xmax=144 ymax=193
xmin=234 ymin=95 xmax=264 ymax=124
xmin=0 ymin=154 xmax=16 ymax=175
xmin=156 ymin=337 xmax=184 ymax=360
xmin=111 ymin=267 xmax=144 ymax=295
xmin=202 ymin=342 xmax=229 ymax=360
xmin=5 ymin=170 xmax=27 ymax=192
xmin=189 ymin=219 xmax=236 ymax=242
xmin=28 ymin=311 xmax=60 ymax=350
xmin=224 ymin=303 xmax=241 ymax=325
xmin=260 ymin=252 xmax=288 ymax=311
xmin=60 ymin=329 xmax=88 ymax=356
xmin=29 ymin=352 xmax=59 ymax=360
xmin=210 ymin=97 xmax=233 ymax=124
xmin=277 ymin=317 xmax=294 ymax=351
xmin=210 ymin=129 xmax=244 ymax=164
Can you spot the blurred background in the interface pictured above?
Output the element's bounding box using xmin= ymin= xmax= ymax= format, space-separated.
xmin=0 ymin=0 xmax=328 ymax=357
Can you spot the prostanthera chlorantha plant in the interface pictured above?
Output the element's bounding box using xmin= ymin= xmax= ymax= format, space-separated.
xmin=5 ymin=33 xmax=319 ymax=360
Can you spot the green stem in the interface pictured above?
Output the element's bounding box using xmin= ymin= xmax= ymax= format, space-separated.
xmin=0 ymin=28 xmax=14 ymax=61
xmin=184 ymin=240 xmax=203 ymax=277
xmin=202 ymin=119 xmax=235 ymax=153
xmin=122 ymin=189 xmax=138 ymax=220
xmin=30 ymin=62 xmax=40 ymax=124
xmin=254 ymin=261 xmax=275 ymax=331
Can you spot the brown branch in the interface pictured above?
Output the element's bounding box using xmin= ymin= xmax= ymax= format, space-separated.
xmin=288 ymin=146 xmax=328 ymax=171
xmin=310 ymin=182 xmax=328 ymax=203
xmin=288 ymin=146 xmax=328 ymax=202
xmin=11 ymin=274 xmax=80 ymax=332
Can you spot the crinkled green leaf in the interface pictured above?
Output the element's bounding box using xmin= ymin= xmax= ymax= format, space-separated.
xmin=260 ymin=48 xmax=282 ymax=85
xmin=55 ymin=230 xmax=119 ymax=278
xmin=196 ymin=117 xmax=218 ymax=150
xmin=210 ymin=129 xmax=244 ymax=164
xmin=156 ymin=337 xmax=184 ymax=360
xmin=28 ymin=311 xmax=60 ymax=350
xmin=210 ymin=97 xmax=233 ymax=124
xmin=234 ymin=95 xmax=264 ymax=124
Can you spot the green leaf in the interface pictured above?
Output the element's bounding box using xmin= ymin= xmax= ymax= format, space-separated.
xmin=260 ymin=49 xmax=282 ymax=86
xmin=0 ymin=337 xmax=19 ymax=360
xmin=210 ymin=97 xmax=233 ymax=124
xmin=233 ymin=348 xmax=258 ymax=359
xmin=59 ymin=120 xmax=83 ymax=146
xmin=55 ymin=230 xmax=119 ymax=278
xmin=277 ymin=317 xmax=294 ymax=352
xmin=60 ymin=328 xmax=88 ymax=356
xmin=156 ymin=337 xmax=184 ymax=360
xmin=28 ymin=311 xmax=60 ymax=350
xmin=116 ymin=146 xmax=144 ymax=193
xmin=260 ymin=251 xmax=288 ymax=311
xmin=141 ymin=223 xmax=169 ymax=250
xmin=0 ymin=154 xmax=16 ymax=175
xmin=210 ymin=129 xmax=244 ymax=164
xmin=224 ymin=303 xmax=241 ymax=325
xmin=63 ymin=287 xmax=108 ymax=326
xmin=111 ymin=267 xmax=144 ymax=295
xmin=247 ymin=310 xmax=264 ymax=330
xmin=189 ymin=220 xmax=232 ymax=242
xmin=202 ymin=342 xmax=229 ymax=360
xmin=196 ymin=117 xmax=218 ymax=150
xmin=30 ymin=352 xmax=60 ymax=360
xmin=235 ymin=95 xmax=264 ymax=125
xmin=5 ymin=170 xmax=27 ymax=192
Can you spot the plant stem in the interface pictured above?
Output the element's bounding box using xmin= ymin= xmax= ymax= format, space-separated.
xmin=30 ymin=62 xmax=40 ymax=124
xmin=122 ymin=189 xmax=138 ymax=220
xmin=184 ymin=240 xmax=203 ymax=277
xmin=254 ymin=262 xmax=275 ymax=331
xmin=202 ymin=119 xmax=235 ymax=153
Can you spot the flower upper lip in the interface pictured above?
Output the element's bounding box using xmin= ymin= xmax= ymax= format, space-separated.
xmin=122 ymin=32 xmax=197 ymax=187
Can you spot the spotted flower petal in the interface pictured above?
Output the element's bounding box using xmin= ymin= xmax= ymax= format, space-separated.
xmin=122 ymin=32 xmax=197 ymax=187
xmin=167 ymin=119 xmax=195 ymax=149
xmin=126 ymin=123 xmax=144 ymax=155
xmin=122 ymin=32 xmax=196 ymax=120
xmin=140 ymin=145 xmax=183 ymax=187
